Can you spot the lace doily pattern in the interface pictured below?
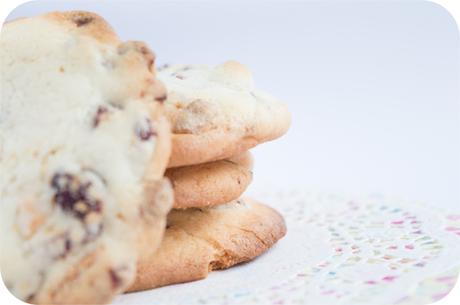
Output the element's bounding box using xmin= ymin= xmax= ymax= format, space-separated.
xmin=114 ymin=190 xmax=460 ymax=305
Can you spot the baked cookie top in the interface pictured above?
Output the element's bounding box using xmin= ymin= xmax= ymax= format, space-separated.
xmin=159 ymin=61 xmax=291 ymax=167
xmin=0 ymin=11 xmax=171 ymax=303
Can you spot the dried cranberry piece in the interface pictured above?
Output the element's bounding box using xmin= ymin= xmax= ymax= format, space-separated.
xmin=51 ymin=173 xmax=102 ymax=220
xmin=155 ymin=94 xmax=167 ymax=103
xmin=72 ymin=15 xmax=94 ymax=27
xmin=64 ymin=238 xmax=72 ymax=253
xmin=171 ymin=66 xmax=191 ymax=80
xmin=108 ymin=268 xmax=123 ymax=289
xmin=26 ymin=293 xmax=35 ymax=303
xmin=135 ymin=118 xmax=157 ymax=141
xmin=93 ymin=106 xmax=109 ymax=127
xmin=157 ymin=63 xmax=170 ymax=71
xmin=57 ymin=236 xmax=72 ymax=259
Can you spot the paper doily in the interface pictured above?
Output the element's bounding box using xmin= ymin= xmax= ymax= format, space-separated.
xmin=114 ymin=190 xmax=460 ymax=305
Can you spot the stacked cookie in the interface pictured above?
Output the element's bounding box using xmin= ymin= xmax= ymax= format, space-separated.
xmin=1 ymin=11 xmax=173 ymax=304
xmin=129 ymin=61 xmax=291 ymax=291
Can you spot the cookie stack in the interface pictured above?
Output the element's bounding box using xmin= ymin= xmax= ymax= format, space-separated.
xmin=129 ymin=61 xmax=291 ymax=291
xmin=1 ymin=10 xmax=290 ymax=304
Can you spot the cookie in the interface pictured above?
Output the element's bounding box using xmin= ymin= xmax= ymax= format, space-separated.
xmin=0 ymin=11 xmax=172 ymax=304
xmin=228 ymin=150 xmax=254 ymax=170
xmin=166 ymin=151 xmax=253 ymax=209
xmin=128 ymin=197 xmax=286 ymax=292
xmin=159 ymin=61 xmax=291 ymax=167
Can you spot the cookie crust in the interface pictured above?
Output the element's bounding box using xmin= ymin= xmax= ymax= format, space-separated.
xmin=166 ymin=152 xmax=253 ymax=209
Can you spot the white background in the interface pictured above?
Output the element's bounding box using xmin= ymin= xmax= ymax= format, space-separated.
xmin=7 ymin=1 xmax=460 ymax=209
